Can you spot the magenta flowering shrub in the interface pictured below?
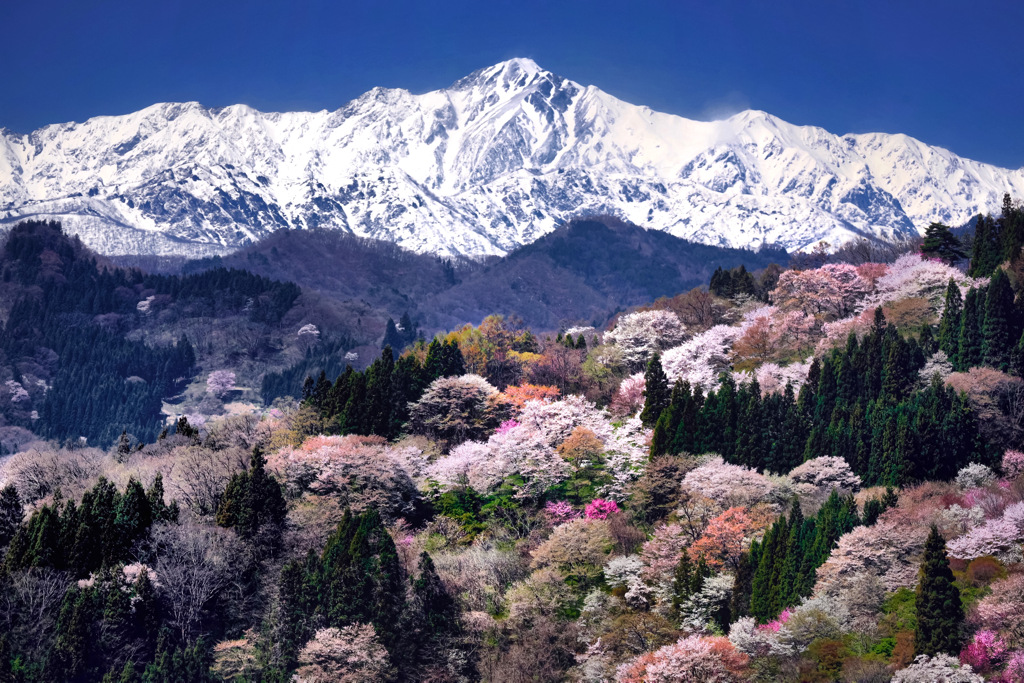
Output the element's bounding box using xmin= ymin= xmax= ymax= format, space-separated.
xmin=1002 ymin=651 xmax=1024 ymax=682
xmin=757 ymin=608 xmax=792 ymax=634
xmin=544 ymin=500 xmax=579 ymax=524
xmin=584 ymin=498 xmax=619 ymax=520
xmin=496 ymin=419 xmax=520 ymax=435
xmin=960 ymin=629 xmax=1007 ymax=673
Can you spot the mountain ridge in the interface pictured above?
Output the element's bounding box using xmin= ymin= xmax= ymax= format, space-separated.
xmin=2 ymin=58 xmax=1023 ymax=258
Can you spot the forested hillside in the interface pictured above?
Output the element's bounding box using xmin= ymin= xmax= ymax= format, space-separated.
xmin=0 ymin=199 xmax=1021 ymax=682
xmin=0 ymin=221 xmax=312 ymax=446
xmin=170 ymin=216 xmax=788 ymax=332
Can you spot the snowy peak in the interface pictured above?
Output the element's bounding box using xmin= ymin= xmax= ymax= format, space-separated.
xmin=2 ymin=59 xmax=1024 ymax=258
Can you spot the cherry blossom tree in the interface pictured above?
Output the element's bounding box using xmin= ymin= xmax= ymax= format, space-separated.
xmin=585 ymin=499 xmax=620 ymax=520
xmin=269 ymin=435 xmax=423 ymax=521
xmin=605 ymin=310 xmax=688 ymax=371
xmin=615 ymin=635 xmax=749 ymax=683
xmin=787 ymin=456 xmax=861 ymax=509
xmin=689 ymin=507 xmax=753 ymax=570
xmin=739 ymin=359 xmax=813 ymax=396
xmin=959 ymin=630 xmax=1007 ymax=674
xmin=732 ymin=309 xmax=816 ymax=364
xmin=544 ymin=500 xmax=580 ymax=525
xmin=815 ymin=520 xmax=929 ymax=599
xmin=610 ymin=373 xmax=646 ymax=417
xmin=662 ymin=325 xmax=743 ymax=392
xmin=531 ymin=518 xmax=613 ymax=581
xmin=1003 ymin=450 xmax=1024 ymax=480
xmin=947 ymin=501 xmax=1024 ymax=562
xmin=681 ymin=456 xmax=775 ymax=508
xmin=640 ymin=523 xmax=689 ymax=588
xmin=518 ymin=395 xmax=614 ymax=446
xmin=955 ymin=463 xmax=997 ymax=490
xmin=728 ymin=616 xmax=795 ymax=658
xmin=604 ymin=555 xmax=651 ymax=608
xmin=426 ymin=421 xmax=569 ymax=499
xmin=862 ymin=253 xmax=984 ymax=313
xmin=206 ymin=370 xmax=236 ymax=398
xmin=771 ymin=263 xmax=871 ymax=318
xmin=297 ymin=323 xmax=320 ymax=352
xmin=295 ymin=624 xmax=394 ymax=683
xmin=890 ymin=654 xmax=984 ymax=683
xmin=675 ymin=573 xmax=735 ymax=633
xmin=600 ymin=416 xmax=652 ymax=501
xmin=970 ymin=573 xmax=1024 ymax=636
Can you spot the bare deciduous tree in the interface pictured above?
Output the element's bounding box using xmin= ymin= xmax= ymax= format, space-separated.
xmin=153 ymin=522 xmax=243 ymax=642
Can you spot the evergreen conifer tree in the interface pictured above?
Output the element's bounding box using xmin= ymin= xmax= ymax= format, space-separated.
xmin=957 ymin=287 xmax=984 ymax=370
xmin=983 ymin=268 xmax=1015 ymax=370
xmin=921 ymin=222 xmax=966 ymax=264
xmin=216 ymin=448 xmax=287 ymax=540
xmin=0 ymin=484 xmax=22 ymax=550
xmin=915 ymin=525 xmax=964 ymax=656
xmin=640 ymin=353 xmax=671 ymax=428
xmin=938 ymin=279 xmax=963 ymax=360
xmin=382 ymin=318 xmax=404 ymax=351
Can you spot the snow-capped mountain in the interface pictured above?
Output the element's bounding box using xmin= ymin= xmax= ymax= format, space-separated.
xmin=2 ymin=58 xmax=1023 ymax=258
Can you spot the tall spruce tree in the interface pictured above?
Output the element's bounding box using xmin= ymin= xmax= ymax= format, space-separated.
xmin=970 ymin=215 xmax=1003 ymax=277
xmin=216 ymin=448 xmax=287 ymax=540
xmin=938 ymin=279 xmax=963 ymax=360
xmin=0 ymin=484 xmax=22 ymax=550
xmin=915 ymin=525 xmax=964 ymax=657
xmin=983 ymin=268 xmax=1015 ymax=370
xmin=957 ymin=287 xmax=984 ymax=370
xmin=640 ymin=353 xmax=671 ymax=428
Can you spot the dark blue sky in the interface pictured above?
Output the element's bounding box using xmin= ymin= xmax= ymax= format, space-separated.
xmin=2 ymin=0 xmax=1022 ymax=169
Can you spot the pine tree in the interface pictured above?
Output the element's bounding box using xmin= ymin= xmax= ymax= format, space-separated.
xmin=364 ymin=347 xmax=395 ymax=437
xmin=730 ymin=552 xmax=754 ymax=620
xmin=957 ymin=287 xmax=984 ymax=370
xmin=1012 ymin=328 xmax=1024 ymax=378
xmin=382 ymin=318 xmax=404 ymax=351
xmin=399 ymin=311 xmax=418 ymax=345
xmin=216 ymin=448 xmax=286 ymax=540
xmin=0 ymin=484 xmax=22 ymax=549
xmin=318 ymin=510 xmax=405 ymax=648
xmin=938 ymin=279 xmax=963 ymax=360
xmin=983 ymin=268 xmax=1015 ymax=370
xmin=921 ymin=222 xmax=966 ymax=264
xmin=413 ymin=551 xmax=459 ymax=637
xmin=640 ymin=353 xmax=671 ymax=428
xmin=915 ymin=525 xmax=964 ymax=656
xmin=116 ymin=430 xmax=132 ymax=460
xmin=650 ymin=382 xmax=685 ymax=456
xmin=779 ymin=499 xmax=804 ymax=608
xmin=970 ymin=215 xmax=1003 ymax=277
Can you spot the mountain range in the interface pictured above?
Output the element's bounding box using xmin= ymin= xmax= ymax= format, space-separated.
xmin=2 ymin=58 xmax=1023 ymax=259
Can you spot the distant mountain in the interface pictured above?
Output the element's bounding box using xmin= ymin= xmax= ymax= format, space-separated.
xmin=180 ymin=217 xmax=786 ymax=332
xmin=3 ymin=58 xmax=1023 ymax=258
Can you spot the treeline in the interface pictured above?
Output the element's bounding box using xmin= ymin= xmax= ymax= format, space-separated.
xmin=937 ymin=270 xmax=1024 ymax=374
xmin=649 ymin=307 xmax=993 ymax=486
xmin=969 ymin=193 xmax=1024 ymax=277
xmin=4 ymin=476 xmax=176 ymax=577
xmin=738 ymin=487 xmax=898 ymax=624
xmin=708 ymin=263 xmax=781 ymax=301
xmin=276 ymin=509 xmax=469 ymax=677
xmin=302 ymin=338 xmax=465 ymax=439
